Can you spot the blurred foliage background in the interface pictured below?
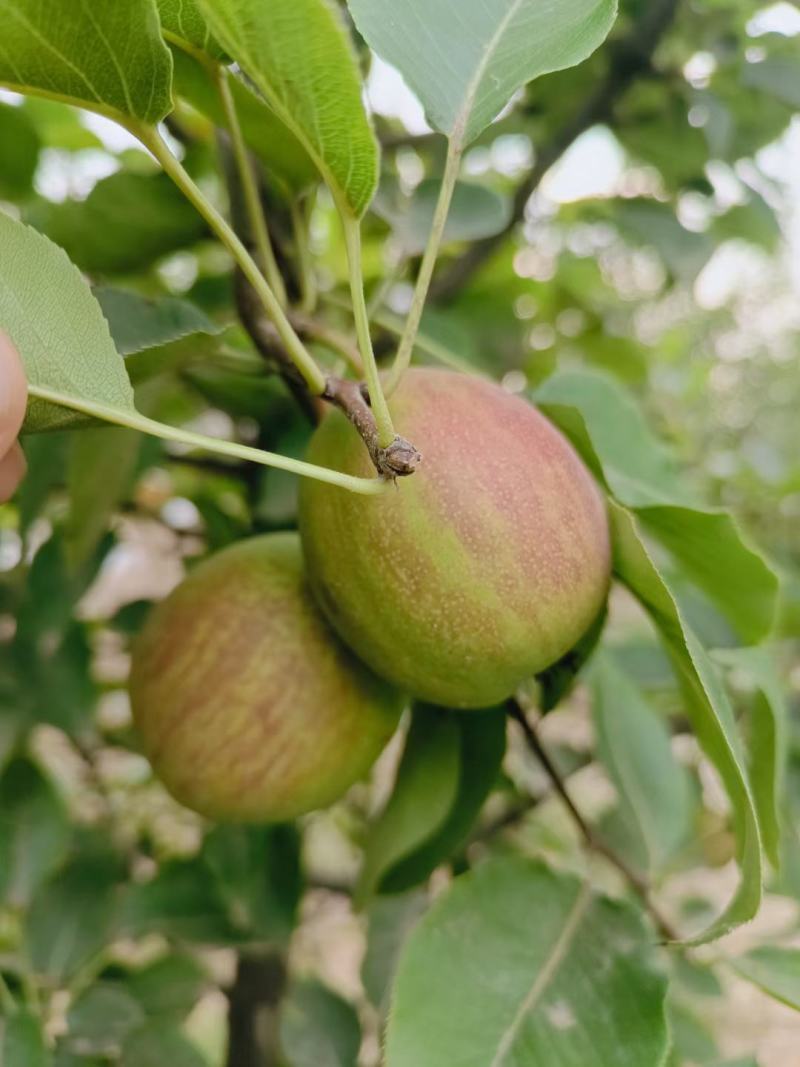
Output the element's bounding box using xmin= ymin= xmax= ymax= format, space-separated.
xmin=1 ymin=0 xmax=799 ymax=1064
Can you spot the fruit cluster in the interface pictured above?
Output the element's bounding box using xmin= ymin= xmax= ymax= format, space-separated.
xmin=130 ymin=369 xmax=611 ymax=822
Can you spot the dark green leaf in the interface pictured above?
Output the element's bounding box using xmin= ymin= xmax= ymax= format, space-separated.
xmin=127 ymin=954 xmax=208 ymax=1021
xmin=386 ymin=857 xmax=669 ymax=1067
xmin=120 ymin=1025 xmax=209 ymax=1067
xmin=0 ymin=102 xmax=40 ymax=200
xmin=357 ymin=710 xmax=461 ymax=903
xmin=96 ymin=288 xmax=220 ymax=356
xmin=0 ymin=757 xmax=69 ymax=908
xmin=382 ymin=706 xmax=507 ymax=892
xmin=362 ymin=891 xmax=427 ymax=1014
xmin=120 ymin=859 xmax=237 ymax=944
xmin=67 ymin=984 xmax=145 ymax=1055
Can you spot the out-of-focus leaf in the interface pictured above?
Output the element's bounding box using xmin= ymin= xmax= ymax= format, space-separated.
xmin=202 ymin=824 xmax=302 ymax=943
xmin=357 ymin=709 xmax=461 ymax=903
xmin=169 ymin=48 xmax=317 ymax=195
xmin=26 ymin=843 xmax=121 ymax=982
xmin=127 ymin=954 xmax=208 ymax=1021
xmin=197 ymin=0 xmax=379 ymax=217
xmin=348 ymin=0 xmax=617 ymax=147
xmin=381 ymin=707 xmax=507 ymax=893
xmin=610 ymin=502 xmax=762 ymax=942
xmin=715 ymin=647 xmax=787 ymax=868
xmin=2 ymin=1010 xmax=51 ymax=1067
xmin=615 ymin=199 xmax=714 ymax=280
xmin=279 ymin=980 xmax=361 ymax=1067
xmin=0 ymin=102 xmax=40 ymax=200
xmin=0 ymin=210 xmax=135 ymax=433
xmin=714 ymin=194 xmax=782 ymax=252
xmin=66 ymin=428 xmax=141 ymax=571
xmin=742 ymin=56 xmax=800 ymax=109
xmin=667 ymin=998 xmax=719 ymax=1064
xmin=67 ymin=984 xmax=146 ymax=1055
xmin=733 ymin=947 xmax=800 ymax=1012
xmin=120 ymin=1025 xmax=210 ymax=1067
xmin=362 ymin=891 xmax=427 ymax=1014
xmin=386 ymin=857 xmax=669 ymax=1067
xmin=120 ymin=859 xmax=237 ymax=944
xmin=31 ymin=169 xmax=208 ymax=276
xmin=592 ymin=653 xmax=693 ymax=872
xmin=0 ymin=0 xmax=173 ymax=125
xmin=0 ymin=757 xmax=69 ymax=908
xmin=96 ymin=288 xmax=220 ymax=356
xmin=373 ymin=178 xmax=512 ymax=255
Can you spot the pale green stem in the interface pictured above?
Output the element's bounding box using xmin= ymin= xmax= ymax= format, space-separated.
xmin=291 ymin=197 xmax=318 ymax=314
xmin=342 ymin=214 xmax=395 ymax=448
xmin=135 ymin=125 xmax=326 ymax=396
xmin=28 ymin=386 xmax=389 ymax=497
xmin=215 ymin=66 xmax=287 ymax=306
xmin=386 ymin=138 xmax=463 ymax=395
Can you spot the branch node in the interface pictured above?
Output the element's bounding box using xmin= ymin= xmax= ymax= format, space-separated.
xmin=324 ymin=377 xmax=422 ymax=480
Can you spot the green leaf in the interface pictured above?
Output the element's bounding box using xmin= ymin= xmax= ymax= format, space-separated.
xmin=537 ymin=371 xmax=779 ymax=645
xmin=357 ymin=709 xmax=461 ymax=902
xmin=67 ymin=984 xmax=146 ymax=1055
xmin=733 ymin=947 xmax=800 ymax=1012
xmin=169 ymin=47 xmax=317 ymax=195
xmin=279 ymin=980 xmax=361 ymax=1067
xmin=120 ymin=859 xmax=237 ymax=944
xmin=30 ymin=168 xmax=208 ymax=275
xmin=0 ymin=0 xmax=173 ymax=126
xmin=373 ymin=178 xmax=512 ymax=255
xmin=127 ymin=955 xmax=208 ymax=1022
xmin=715 ymin=647 xmax=787 ymax=869
xmin=195 ymin=0 xmax=379 ymax=217
xmin=156 ymin=0 xmax=224 ymax=58
xmin=2 ymin=1010 xmax=51 ymax=1067
xmin=95 ymin=288 xmax=220 ymax=356
xmin=65 ymin=429 xmax=141 ymax=571
xmin=0 ymin=757 xmax=69 ymax=909
xmin=610 ymin=502 xmax=763 ymax=942
xmin=0 ymin=101 xmax=40 ymax=200
xmin=386 ymin=857 xmax=669 ymax=1067
xmin=202 ymin=825 xmax=302 ymax=943
xmin=120 ymin=1025 xmax=209 ymax=1067
xmin=742 ymin=56 xmax=800 ymax=109
xmin=381 ymin=707 xmax=507 ymax=893
xmin=537 ymin=607 xmax=606 ymax=713
xmin=362 ymin=891 xmax=427 ymax=1013
xmin=0 ymin=210 xmax=135 ymax=433
xmin=592 ymin=653 xmax=693 ymax=872
xmin=347 ymin=0 xmax=617 ymax=147
xmin=26 ymin=846 xmax=120 ymax=982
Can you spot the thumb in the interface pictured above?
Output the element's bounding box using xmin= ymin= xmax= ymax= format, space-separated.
xmin=0 ymin=330 xmax=28 ymax=457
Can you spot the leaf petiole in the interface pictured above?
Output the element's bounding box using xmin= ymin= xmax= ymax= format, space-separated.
xmin=27 ymin=386 xmax=389 ymax=496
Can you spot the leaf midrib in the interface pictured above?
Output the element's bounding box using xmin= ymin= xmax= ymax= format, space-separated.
xmin=489 ymin=880 xmax=592 ymax=1066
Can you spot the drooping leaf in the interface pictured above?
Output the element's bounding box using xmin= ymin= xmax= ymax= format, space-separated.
xmin=0 ymin=210 xmax=135 ymax=432
xmin=156 ymin=0 xmax=224 ymax=58
xmin=357 ymin=709 xmax=461 ymax=902
xmin=592 ymin=653 xmax=693 ymax=873
xmin=733 ymin=946 xmax=800 ymax=1012
xmin=95 ymin=288 xmax=220 ymax=356
xmin=2 ymin=1010 xmax=51 ymax=1067
xmin=0 ymin=101 xmax=40 ymax=200
xmin=347 ymin=0 xmax=618 ymax=147
xmin=169 ymin=47 xmax=317 ymax=195
xmin=374 ymin=178 xmax=512 ymax=255
xmin=715 ymin=647 xmax=787 ymax=868
xmin=610 ymin=502 xmax=763 ymax=942
xmin=0 ymin=0 xmax=173 ymax=126
xmin=279 ymin=980 xmax=361 ymax=1067
xmin=386 ymin=857 xmax=669 ymax=1067
xmin=537 ymin=370 xmax=779 ymax=645
xmin=381 ymin=706 xmax=507 ymax=893
xmin=30 ymin=168 xmax=208 ymax=275
xmin=196 ymin=0 xmax=379 ymax=217
xmin=65 ymin=428 xmax=141 ymax=571
xmin=0 ymin=757 xmax=70 ymax=908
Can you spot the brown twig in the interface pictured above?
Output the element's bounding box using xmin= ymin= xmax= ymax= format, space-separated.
xmin=431 ymin=0 xmax=682 ymax=301
xmin=507 ymin=700 xmax=678 ymax=942
xmin=226 ymin=951 xmax=287 ymax=1067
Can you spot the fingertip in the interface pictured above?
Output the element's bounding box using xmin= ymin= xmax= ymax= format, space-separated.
xmin=0 ymin=442 xmax=27 ymax=504
xmin=0 ymin=330 xmax=28 ymax=454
